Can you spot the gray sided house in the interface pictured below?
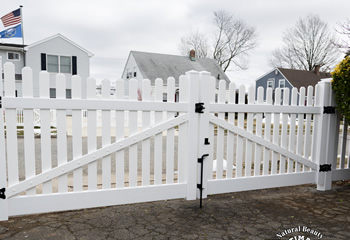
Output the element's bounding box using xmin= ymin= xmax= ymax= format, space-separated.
xmin=255 ymin=67 xmax=331 ymax=104
xmin=121 ymin=50 xmax=230 ymax=100
xmin=1 ymin=34 xmax=93 ymax=98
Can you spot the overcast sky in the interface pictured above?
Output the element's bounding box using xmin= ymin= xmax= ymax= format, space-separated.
xmin=2 ymin=0 xmax=350 ymax=86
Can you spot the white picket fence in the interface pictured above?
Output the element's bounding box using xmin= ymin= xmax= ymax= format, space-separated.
xmin=0 ymin=61 xmax=349 ymax=221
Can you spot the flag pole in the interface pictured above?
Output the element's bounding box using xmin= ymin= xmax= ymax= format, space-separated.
xmin=19 ymin=5 xmax=25 ymax=66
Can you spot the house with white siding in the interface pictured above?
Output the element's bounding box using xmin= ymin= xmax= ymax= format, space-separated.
xmin=1 ymin=33 xmax=93 ymax=98
xmin=121 ymin=50 xmax=230 ymax=101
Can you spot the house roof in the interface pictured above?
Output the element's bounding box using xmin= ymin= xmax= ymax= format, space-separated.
xmin=277 ymin=68 xmax=331 ymax=89
xmin=0 ymin=43 xmax=26 ymax=51
xmin=25 ymin=33 xmax=94 ymax=57
xmin=129 ymin=51 xmax=230 ymax=86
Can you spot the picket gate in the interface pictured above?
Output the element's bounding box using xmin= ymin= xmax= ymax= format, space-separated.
xmin=0 ymin=61 xmax=349 ymax=221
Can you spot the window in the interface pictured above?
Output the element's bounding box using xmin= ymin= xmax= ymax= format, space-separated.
xmin=45 ymin=54 xmax=74 ymax=74
xmin=60 ymin=56 xmax=71 ymax=73
xmin=279 ymin=79 xmax=285 ymax=88
xmin=267 ymin=78 xmax=275 ymax=89
xmin=49 ymin=88 xmax=72 ymax=99
xmin=7 ymin=52 xmax=20 ymax=61
xmin=47 ymin=55 xmax=59 ymax=72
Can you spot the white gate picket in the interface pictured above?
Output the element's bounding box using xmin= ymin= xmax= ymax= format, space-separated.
xmin=227 ymin=83 xmax=236 ymax=178
xmin=207 ymin=77 xmax=216 ymax=179
xmin=72 ymin=75 xmax=83 ymax=192
xmin=4 ymin=63 xmax=19 ymax=191
xmin=142 ymin=79 xmax=151 ymax=186
xmin=128 ymin=79 xmax=138 ymax=187
xmin=271 ymin=88 xmax=281 ymax=174
xmin=154 ymin=78 xmax=163 ymax=185
xmin=254 ymin=87 xmax=263 ymax=176
xmin=296 ymin=87 xmax=306 ymax=173
xmin=102 ymin=80 xmax=112 ymax=189
xmin=166 ymin=77 xmax=175 ymax=184
xmin=87 ymin=77 xmax=98 ymax=190
xmin=39 ymin=72 xmax=52 ymax=194
xmin=262 ymin=88 xmax=273 ymax=175
xmin=115 ymin=79 xmax=125 ymax=188
xmin=216 ymin=80 xmax=226 ymax=179
xmin=22 ymin=67 xmax=36 ymax=195
xmin=304 ymin=86 xmax=314 ymax=172
xmin=280 ymin=88 xmax=290 ymax=174
xmin=177 ymin=76 xmax=188 ymax=183
xmin=288 ymin=88 xmax=298 ymax=173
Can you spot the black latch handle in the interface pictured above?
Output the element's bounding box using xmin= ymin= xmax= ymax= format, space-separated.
xmin=0 ymin=188 xmax=6 ymax=199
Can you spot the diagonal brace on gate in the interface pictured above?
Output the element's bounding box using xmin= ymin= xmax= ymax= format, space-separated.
xmin=210 ymin=116 xmax=318 ymax=170
xmin=6 ymin=114 xmax=189 ymax=198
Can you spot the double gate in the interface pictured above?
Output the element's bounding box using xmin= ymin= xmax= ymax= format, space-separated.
xmin=0 ymin=61 xmax=348 ymax=221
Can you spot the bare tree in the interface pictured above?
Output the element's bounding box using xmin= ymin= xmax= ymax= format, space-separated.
xmin=335 ymin=18 xmax=350 ymax=55
xmin=178 ymin=10 xmax=258 ymax=72
xmin=179 ymin=30 xmax=209 ymax=58
xmin=270 ymin=14 xmax=340 ymax=71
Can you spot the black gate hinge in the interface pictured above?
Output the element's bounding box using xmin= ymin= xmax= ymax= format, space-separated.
xmin=323 ymin=106 xmax=336 ymax=114
xmin=0 ymin=96 xmax=2 ymax=108
xmin=195 ymin=102 xmax=205 ymax=113
xmin=0 ymin=188 xmax=6 ymax=199
xmin=319 ymin=164 xmax=332 ymax=172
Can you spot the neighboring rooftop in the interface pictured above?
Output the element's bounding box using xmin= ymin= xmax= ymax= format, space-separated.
xmin=278 ymin=67 xmax=331 ymax=89
xmin=129 ymin=50 xmax=230 ymax=86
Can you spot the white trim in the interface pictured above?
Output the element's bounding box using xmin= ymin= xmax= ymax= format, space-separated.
xmin=24 ymin=33 xmax=94 ymax=57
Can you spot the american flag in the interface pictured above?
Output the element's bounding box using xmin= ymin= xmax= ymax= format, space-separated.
xmin=1 ymin=9 xmax=21 ymax=27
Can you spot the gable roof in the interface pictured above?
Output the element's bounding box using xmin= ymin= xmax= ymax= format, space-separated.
xmin=277 ymin=68 xmax=331 ymax=89
xmin=25 ymin=33 xmax=94 ymax=57
xmin=129 ymin=51 xmax=230 ymax=86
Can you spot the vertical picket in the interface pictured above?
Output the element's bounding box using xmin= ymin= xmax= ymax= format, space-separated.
xmin=207 ymin=77 xmax=216 ymax=179
xmin=22 ymin=67 xmax=36 ymax=195
xmin=87 ymin=77 xmax=98 ymax=190
xmin=166 ymin=77 xmax=175 ymax=184
xmin=129 ymin=79 xmax=138 ymax=187
xmin=56 ymin=74 xmax=68 ymax=192
xmin=271 ymin=88 xmax=281 ymax=174
xmin=280 ymin=88 xmax=290 ymax=174
xmin=288 ymin=88 xmax=298 ymax=173
xmin=295 ymin=87 xmax=306 ymax=173
xmin=178 ymin=75 xmax=188 ymax=183
xmin=72 ymin=75 xmax=83 ymax=192
xmin=227 ymin=83 xmax=236 ymax=178
xmin=142 ymin=79 xmax=151 ymax=186
xmin=39 ymin=71 xmax=52 ymax=194
xmin=245 ymin=85 xmax=254 ymax=177
xmin=101 ymin=80 xmax=111 ymax=189
xmin=254 ymin=87 xmax=263 ymax=176
xmin=4 ymin=63 xmax=19 ymax=191
xmin=216 ymin=80 xmax=226 ymax=179
xmin=303 ymin=86 xmax=313 ymax=171
xmin=115 ymin=79 xmax=125 ymax=188
xmin=263 ymin=88 xmax=273 ymax=175
xmin=236 ymin=85 xmax=245 ymax=178
xmin=154 ymin=78 xmax=163 ymax=185
xmin=0 ymin=58 xmax=8 ymax=221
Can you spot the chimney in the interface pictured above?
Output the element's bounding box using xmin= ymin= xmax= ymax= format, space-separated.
xmin=314 ymin=65 xmax=320 ymax=75
xmin=189 ymin=49 xmax=195 ymax=61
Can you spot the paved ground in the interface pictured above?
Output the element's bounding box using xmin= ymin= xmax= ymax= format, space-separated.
xmin=0 ymin=181 xmax=349 ymax=240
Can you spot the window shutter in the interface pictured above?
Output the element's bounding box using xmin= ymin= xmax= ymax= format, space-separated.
xmin=41 ymin=53 xmax=47 ymax=71
xmin=72 ymin=56 xmax=77 ymax=75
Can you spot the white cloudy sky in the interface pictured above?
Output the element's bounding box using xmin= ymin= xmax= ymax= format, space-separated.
xmin=2 ymin=0 xmax=350 ymax=86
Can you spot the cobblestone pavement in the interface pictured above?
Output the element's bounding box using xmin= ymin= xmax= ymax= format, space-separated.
xmin=0 ymin=182 xmax=349 ymax=240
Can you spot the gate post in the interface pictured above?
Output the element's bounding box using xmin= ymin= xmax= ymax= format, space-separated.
xmin=186 ymin=71 xmax=200 ymax=200
xmin=197 ymin=72 xmax=211 ymax=203
xmin=315 ymin=80 xmax=339 ymax=191
xmin=0 ymin=57 xmax=9 ymax=221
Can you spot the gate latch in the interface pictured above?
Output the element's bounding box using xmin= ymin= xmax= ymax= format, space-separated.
xmin=0 ymin=96 xmax=2 ymax=109
xmin=323 ymin=106 xmax=336 ymax=114
xmin=195 ymin=103 xmax=205 ymax=113
xmin=0 ymin=188 xmax=6 ymax=199
xmin=319 ymin=164 xmax=332 ymax=172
